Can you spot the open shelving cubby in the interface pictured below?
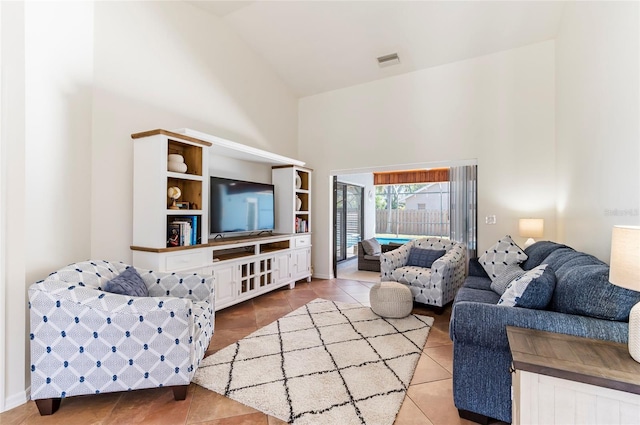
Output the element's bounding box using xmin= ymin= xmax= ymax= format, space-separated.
xmin=131 ymin=129 xmax=210 ymax=251
xmin=272 ymin=165 xmax=313 ymax=235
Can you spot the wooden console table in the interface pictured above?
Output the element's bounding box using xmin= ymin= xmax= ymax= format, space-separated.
xmin=507 ymin=326 xmax=640 ymax=425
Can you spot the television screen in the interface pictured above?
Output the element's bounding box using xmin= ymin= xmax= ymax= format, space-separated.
xmin=209 ymin=176 xmax=275 ymax=234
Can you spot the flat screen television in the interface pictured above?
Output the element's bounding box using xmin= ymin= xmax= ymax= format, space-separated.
xmin=209 ymin=176 xmax=275 ymax=235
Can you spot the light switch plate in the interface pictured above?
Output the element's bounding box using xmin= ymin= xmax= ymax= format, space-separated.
xmin=485 ymin=215 xmax=496 ymax=225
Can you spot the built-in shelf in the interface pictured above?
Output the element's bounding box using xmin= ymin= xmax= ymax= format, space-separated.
xmin=166 ymin=209 xmax=203 ymax=215
xmin=131 ymin=128 xmax=311 ymax=312
xmin=167 ymin=172 xmax=203 ymax=181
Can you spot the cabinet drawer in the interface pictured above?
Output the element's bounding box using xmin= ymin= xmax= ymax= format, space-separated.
xmin=165 ymin=251 xmax=206 ymax=271
xmin=294 ymin=235 xmax=311 ymax=248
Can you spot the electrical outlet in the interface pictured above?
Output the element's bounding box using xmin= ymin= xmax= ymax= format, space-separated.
xmin=485 ymin=215 xmax=497 ymax=225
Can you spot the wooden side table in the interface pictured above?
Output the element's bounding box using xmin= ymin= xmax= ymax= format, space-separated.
xmin=506 ymin=326 xmax=640 ymax=425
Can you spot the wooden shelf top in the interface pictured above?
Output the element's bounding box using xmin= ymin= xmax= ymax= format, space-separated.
xmin=208 ymin=233 xmax=294 ymax=247
xmin=507 ymin=326 xmax=640 ymax=395
xmin=131 ymin=129 xmax=212 ymax=147
xmin=131 ymin=233 xmax=299 ymax=253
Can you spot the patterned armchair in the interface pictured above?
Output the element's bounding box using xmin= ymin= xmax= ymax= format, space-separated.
xmin=28 ymin=260 xmax=215 ymax=415
xmin=381 ymin=238 xmax=466 ymax=311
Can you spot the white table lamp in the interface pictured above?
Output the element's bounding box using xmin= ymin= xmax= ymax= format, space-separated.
xmin=609 ymin=225 xmax=640 ymax=362
xmin=519 ymin=218 xmax=544 ymax=248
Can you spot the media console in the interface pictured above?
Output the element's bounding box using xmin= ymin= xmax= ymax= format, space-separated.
xmin=130 ymin=129 xmax=312 ymax=311
xmin=132 ymin=233 xmax=311 ymax=311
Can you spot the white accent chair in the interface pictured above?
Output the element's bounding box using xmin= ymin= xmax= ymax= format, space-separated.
xmin=381 ymin=237 xmax=467 ymax=313
xmin=28 ymin=260 xmax=214 ymax=415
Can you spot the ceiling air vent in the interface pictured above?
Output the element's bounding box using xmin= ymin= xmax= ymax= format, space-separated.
xmin=377 ymin=53 xmax=400 ymax=68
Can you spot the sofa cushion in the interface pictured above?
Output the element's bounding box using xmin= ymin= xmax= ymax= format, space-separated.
xmin=490 ymin=264 xmax=525 ymax=295
xmin=479 ymin=235 xmax=527 ymax=280
xmin=454 ymin=286 xmax=501 ymax=305
xmin=361 ymin=238 xmax=381 ymax=255
xmin=104 ymin=267 xmax=149 ymax=297
xmin=407 ymin=247 xmax=446 ymax=268
xmin=391 ymin=266 xmax=432 ymax=288
xmin=522 ymin=241 xmax=570 ymax=270
xmin=363 ymin=254 xmax=380 ymax=261
xmin=468 ymin=258 xmax=490 ymax=278
xmin=547 ymin=248 xmax=602 ymax=275
xmin=551 ymin=264 xmax=640 ymax=321
xmin=462 ymin=276 xmax=493 ymax=291
xmin=498 ymin=264 xmax=556 ymax=309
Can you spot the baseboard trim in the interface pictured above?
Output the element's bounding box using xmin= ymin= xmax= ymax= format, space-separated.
xmin=3 ymin=386 xmax=30 ymax=412
xmin=312 ymin=273 xmax=333 ymax=279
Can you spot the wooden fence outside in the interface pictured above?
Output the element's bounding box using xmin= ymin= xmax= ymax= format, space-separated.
xmin=375 ymin=209 xmax=449 ymax=237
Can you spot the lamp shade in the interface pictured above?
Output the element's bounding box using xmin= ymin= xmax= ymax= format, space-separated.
xmin=610 ymin=225 xmax=640 ymax=363
xmin=519 ymin=218 xmax=544 ymax=238
xmin=609 ymin=225 xmax=640 ymax=291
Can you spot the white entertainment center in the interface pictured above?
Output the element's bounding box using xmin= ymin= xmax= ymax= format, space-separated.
xmin=130 ymin=129 xmax=312 ymax=311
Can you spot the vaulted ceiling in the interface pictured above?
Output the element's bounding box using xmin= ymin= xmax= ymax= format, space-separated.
xmin=187 ymin=1 xmax=566 ymax=97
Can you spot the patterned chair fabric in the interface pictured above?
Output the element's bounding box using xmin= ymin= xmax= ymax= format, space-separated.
xmin=28 ymin=260 xmax=215 ymax=409
xmin=381 ymin=238 xmax=467 ymax=307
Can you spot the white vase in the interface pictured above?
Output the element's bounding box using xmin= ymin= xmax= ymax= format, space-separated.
xmin=295 ymin=174 xmax=302 ymax=189
xmin=296 ymin=196 xmax=302 ymax=211
xmin=168 ymin=161 xmax=187 ymax=173
xmin=168 ymin=154 xmax=184 ymax=163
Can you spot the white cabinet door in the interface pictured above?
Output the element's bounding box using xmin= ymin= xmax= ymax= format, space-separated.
xmin=274 ymin=252 xmax=290 ymax=284
xmin=238 ymin=261 xmax=259 ymax=297
xmin=292 ymin=248 xmax=311 ymax=281
xmin=213 ymin=263 xmax=236 ymax=308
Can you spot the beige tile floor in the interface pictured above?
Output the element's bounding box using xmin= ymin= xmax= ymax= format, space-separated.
xmin=0 ymin=278 xmax=476 ymax=425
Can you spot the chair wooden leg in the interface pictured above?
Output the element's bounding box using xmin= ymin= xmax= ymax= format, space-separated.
xmin=35 ymin=398 xmax=61 ymax=415
xmin=171 ymin=385 xmax=189 ymax=400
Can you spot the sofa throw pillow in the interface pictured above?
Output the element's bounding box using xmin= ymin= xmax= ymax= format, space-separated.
xmin=479 ymin=235 xmax=528 ymax=281
xmin=407 ymin=248 xmax=446 ymax=268
xmin=361 ymin=238 xmax=382 ymax=255
xmin=490 ymin=264 xmax=525 ymax=295
xmin=498 ymin=264 xmax=556 ymax=309
xmin=104 ymin=267 xmax=149 ymax=297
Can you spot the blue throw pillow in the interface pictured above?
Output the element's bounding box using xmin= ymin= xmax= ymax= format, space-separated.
xmin=104 ymin=267 xmax=148 ymax=297
xmin=407 ymin=248 xmax=446 ymax=268
xmin=498 ymin=264 xmax=556 ymax=309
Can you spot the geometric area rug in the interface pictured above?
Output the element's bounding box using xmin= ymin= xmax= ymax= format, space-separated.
xmin=193 ymin=298 xmax=434 ymax=424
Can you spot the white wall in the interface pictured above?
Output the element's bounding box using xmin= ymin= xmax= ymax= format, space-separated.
xmin=300 ymin=41 xmax=557 ymax=278
xmin=556 ymin=2 xmax=640 ymax=262
xmin=91 ymin=1 xmax=298 ymax=262
xmin=1 ymin=0 xmax=298 ymax=410
xmin=25 ymin=1 xmax=94 ymax=284
xmin=1 ymin=1 xmax=27 ymax=411
xmin=0 ymin=0 xmax=95 ymax=410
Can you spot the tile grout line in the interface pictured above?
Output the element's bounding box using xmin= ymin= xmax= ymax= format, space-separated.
xmin=424 ymin=349 xmax=453 ymax=375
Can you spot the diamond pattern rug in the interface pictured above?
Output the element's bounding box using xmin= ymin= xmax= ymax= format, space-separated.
xmin=193 ymin=298 xmax=434 ymax=424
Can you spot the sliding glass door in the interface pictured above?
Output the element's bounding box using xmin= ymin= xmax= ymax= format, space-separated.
xmin=334 ymin=181 xmax=364 ymax=263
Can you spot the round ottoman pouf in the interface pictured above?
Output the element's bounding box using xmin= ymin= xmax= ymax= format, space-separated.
xmin=369 ymin=282 xmax=413 ymax=318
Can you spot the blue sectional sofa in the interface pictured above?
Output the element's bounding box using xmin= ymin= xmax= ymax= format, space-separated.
xmin=449 ymin=241 xmax=640 ymax=424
